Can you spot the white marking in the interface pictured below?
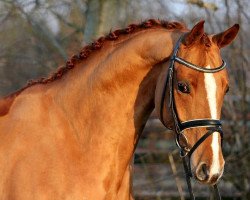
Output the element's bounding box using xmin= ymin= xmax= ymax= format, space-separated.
xmin=204 ymin=65 xmax=221 ymax=177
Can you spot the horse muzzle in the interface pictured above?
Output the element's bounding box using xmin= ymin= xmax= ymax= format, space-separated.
xmin=194 ymin=160 xmax=224 ymax=185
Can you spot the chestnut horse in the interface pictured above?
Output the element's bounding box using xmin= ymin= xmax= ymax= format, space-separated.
xmin=0 ymin=19 xmax=239 ymax=199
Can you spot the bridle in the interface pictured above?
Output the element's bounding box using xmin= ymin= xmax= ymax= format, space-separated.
xmin=160 ymin=35 xmax=225 ymax=200
xmin=160 ymin=35 xmax=226 ymax=200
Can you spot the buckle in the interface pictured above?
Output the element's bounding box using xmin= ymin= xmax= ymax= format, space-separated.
xmin=180 ymin=149 xmax=189 ymax=157
xmin=175 ymin=132 xmax=190 ymax=157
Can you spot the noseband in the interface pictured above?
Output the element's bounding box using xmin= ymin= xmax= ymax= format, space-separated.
xmin=160 ymin=35 xmax=226 ymax=200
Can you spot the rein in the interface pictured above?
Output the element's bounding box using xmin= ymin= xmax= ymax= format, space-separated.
xmin=160 ymin=35 xmax=226 ymax=200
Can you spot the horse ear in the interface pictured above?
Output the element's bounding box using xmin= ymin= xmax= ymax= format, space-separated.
xmin=183 ymin=20 xmax=205 ymax=46
xmin=212 ymin=24 xmax=240 ymax=48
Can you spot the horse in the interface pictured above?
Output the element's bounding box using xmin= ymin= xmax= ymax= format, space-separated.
xmin=0 ymin=19 xmax=239 ymax=199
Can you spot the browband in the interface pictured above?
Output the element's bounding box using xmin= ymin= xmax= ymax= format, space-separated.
xmin=174 ymin=57 xmax=226 ymax=73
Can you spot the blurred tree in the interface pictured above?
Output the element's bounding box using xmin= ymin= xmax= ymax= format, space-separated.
xmin=84 ymin=0 xmax=128 ymax=42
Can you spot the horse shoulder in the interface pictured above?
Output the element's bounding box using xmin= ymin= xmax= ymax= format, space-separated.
xmin=0 ymin=86 xmax=60 ymax=144
xmin=0 ymin=87 xmax=85 ymax=199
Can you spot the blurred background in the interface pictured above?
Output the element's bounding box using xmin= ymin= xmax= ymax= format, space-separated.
xmin=0 ymin=0 xmax=249 ymax=199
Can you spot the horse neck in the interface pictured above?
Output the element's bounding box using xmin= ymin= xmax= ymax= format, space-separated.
xmin=52 ymin=28 xmax=181 ymax=169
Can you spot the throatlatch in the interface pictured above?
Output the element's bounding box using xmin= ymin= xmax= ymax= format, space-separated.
xmin=160 ymin=35 xmax=225 ymax=200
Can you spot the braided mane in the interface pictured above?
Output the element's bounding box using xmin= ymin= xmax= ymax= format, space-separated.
xmin=7 ymin=19 xmax=187 ymax=97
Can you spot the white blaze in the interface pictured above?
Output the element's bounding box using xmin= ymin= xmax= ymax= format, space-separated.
xmin=204 ymin=65 xmax=220 ymax=176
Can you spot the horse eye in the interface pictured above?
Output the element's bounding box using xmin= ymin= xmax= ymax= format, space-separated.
xmin=177 ymin=82 xmax=190 ymax=94
xmin=225 ymin=86 xmax=230 ymax=94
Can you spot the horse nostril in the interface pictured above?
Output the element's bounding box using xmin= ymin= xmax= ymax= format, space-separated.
xmin=196 ymin=163 xmax=209 ymax=181
xmin=202 ymin=163 xmax=207 ymax=174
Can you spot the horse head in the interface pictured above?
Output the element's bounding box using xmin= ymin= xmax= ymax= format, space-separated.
xmin=155 ymin=21 xmax=239 ymax=185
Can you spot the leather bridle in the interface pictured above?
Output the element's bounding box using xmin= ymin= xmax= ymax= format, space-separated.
xmin=159 ymin=35 xmax=226 ymax=200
